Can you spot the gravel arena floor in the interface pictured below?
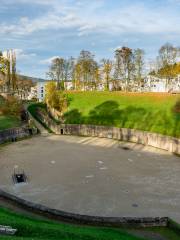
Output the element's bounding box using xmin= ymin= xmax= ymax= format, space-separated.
xmin=0 ymin=135 xmax=180 ymax=222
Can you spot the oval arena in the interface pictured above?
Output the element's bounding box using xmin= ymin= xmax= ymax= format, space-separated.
xmin=0 ymin=134 xmax=180 ymax=222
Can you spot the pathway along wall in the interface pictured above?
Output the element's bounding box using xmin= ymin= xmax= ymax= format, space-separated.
xmin=37 ymin=110 xmax=180 ymax=155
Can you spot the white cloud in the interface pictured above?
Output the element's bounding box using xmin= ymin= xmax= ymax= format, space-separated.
xmin=0 ymin=1 xmax=180 ymax=38
xmin=14 ymin=49 xmax=37 ymax=60
xmin=0 ymin=11 xmax=83 ymax=36
xmin=77 ymin=3 xmax=180 ymax=36
xmin=40 ymin=56 xmax=60 ymax=65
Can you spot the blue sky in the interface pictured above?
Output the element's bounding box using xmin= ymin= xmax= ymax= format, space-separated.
xmin=0 ymin=0 xmax=180 ymax=78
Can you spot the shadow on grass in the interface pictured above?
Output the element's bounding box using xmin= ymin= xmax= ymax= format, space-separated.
xmin=64 ymin=101 xmax=147 ymax=126
xmin=64 ymin=109 xmax=85 ymax=124
xmin=88 ymin=101 xmax=121 ymax=125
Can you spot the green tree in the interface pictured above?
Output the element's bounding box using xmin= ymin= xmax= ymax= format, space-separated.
xmin=45 ymin=81 xmax=68 ymax=113
xmin=158 ymin=43 xmax=179 ymax=89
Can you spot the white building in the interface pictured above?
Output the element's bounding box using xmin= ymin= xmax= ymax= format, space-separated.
xmin=27 ymin=80 xmax=47 ymax=102
xmin=64 ymin=81 xmax=73 ymax=90
xmin=144 ymin=75 xmax=180 ymax=93
xmin=27 ymin=86 xmax=37 ymax=100
xmin=36 ymin=81 xmax=47 ymax=102
xmin=28 ymin=80 xmax=73 ymax=102
xmin=144 ymin=76 xmax=167 ymax=92
xmin=169 ymin=75 xmax=180 ymax=93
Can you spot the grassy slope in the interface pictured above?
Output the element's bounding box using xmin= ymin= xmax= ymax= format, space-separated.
xmin=64 ymin=92 xmax=180 ymax=138
xmin=0 ymin=96 xmax=20 ymax=130
xmin=0 ymin=207 xmax=144 ymax=240
xmin=0 ymin=207 xmax=180 ymax=240
xmin=0 ymin=116 xmax=20 ymax=130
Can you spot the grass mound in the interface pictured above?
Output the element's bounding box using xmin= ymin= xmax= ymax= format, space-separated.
xmin=64 ymin=92 xmax=180 ymax=138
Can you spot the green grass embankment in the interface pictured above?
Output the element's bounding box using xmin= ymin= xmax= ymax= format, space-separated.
xmin=64 ymin=92 xmax=180 ymax=138
xmin=0 ymin=207 xmax=180 ymax=240
xmin=0 ymin=207 xmax=145 ymax=240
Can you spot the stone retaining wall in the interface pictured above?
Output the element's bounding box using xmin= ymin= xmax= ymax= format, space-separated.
xmin=0 ymin=190 xmax=168 ymax=228
xmin=38 ymin=110 xmax=180 ymax=155
xmin=0 ymin=127 xmax=37 ymax=145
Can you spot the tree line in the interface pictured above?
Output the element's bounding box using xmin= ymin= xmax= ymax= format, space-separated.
xmin=47 ymin=43 xmax=180 ymax=92
xmin=1 ymin=43 xmax=179 ymax=95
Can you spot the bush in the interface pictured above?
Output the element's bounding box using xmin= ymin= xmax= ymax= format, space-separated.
xmin=174 ymin=99 xmax=180 ymax=113
xmin=0 ymin=96 xmax=22 ymax=117
xmin=45 ymin=81 xmax=68 ymax=113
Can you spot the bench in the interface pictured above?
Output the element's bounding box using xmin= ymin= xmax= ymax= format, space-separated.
xmin=0 ymin=225 xmax=17 ymax=235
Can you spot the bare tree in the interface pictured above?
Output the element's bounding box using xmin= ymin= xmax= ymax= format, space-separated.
xmin=75 ymin=50 xmax=97 ymax=90
xmin=134 ymin=48 xmax=145 ymax=91
xmin=114 ymin=48 xmax=123 ymax=88
xmin=11 ymin=50 xmax=17 ymax=91
xmin=93 ymin=67 xmax=101 ymax=90
xmin=159 ymin=43 xmax=178 ymax=66
xmin=101 ymin=59 xmax=113 ymax=90
xmin=74 ymin=62 xmax=82 ymax=90
xmin=114 ymin=47 xmax=134 ymax=91
xmin=47 ymin=57 xmax=65 ymax=90
xmin=0 ymin=50 xmax=17 ymax=93
xmin=64 ymin=57 xmax=75 ymax=82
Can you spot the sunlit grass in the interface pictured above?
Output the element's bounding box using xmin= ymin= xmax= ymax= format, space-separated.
xmin=65 ymin=92 xmax=180 ymax=137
